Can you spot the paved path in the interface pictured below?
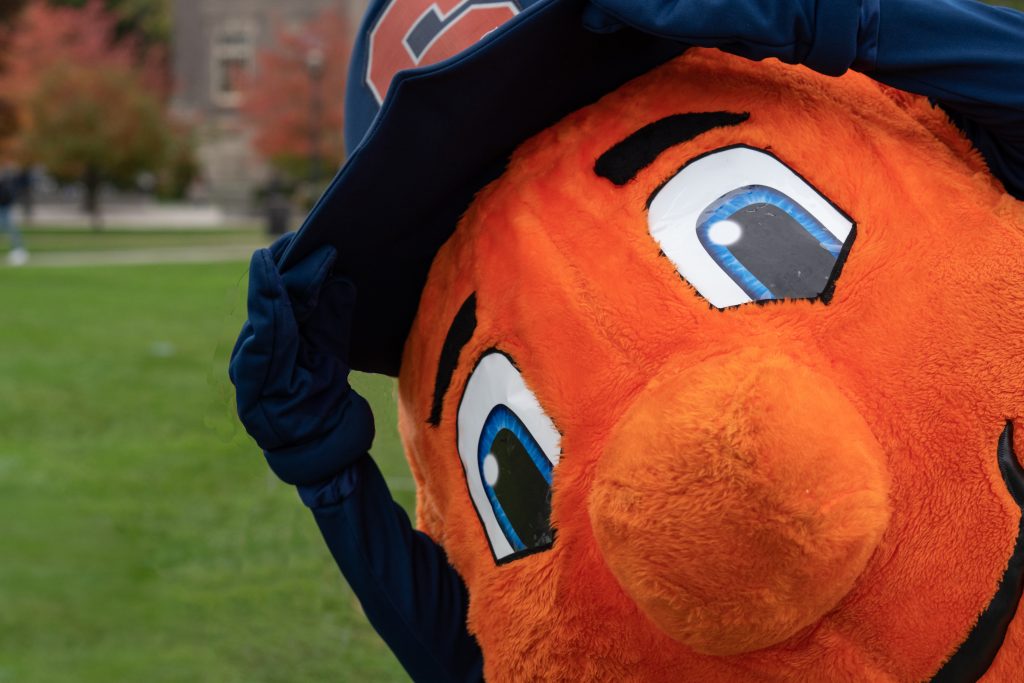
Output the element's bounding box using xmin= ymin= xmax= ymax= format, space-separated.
xmin=11 ymin=244 xmax=264 ymax=268
xmin=17 ymin=204 xmax=257 ymax=230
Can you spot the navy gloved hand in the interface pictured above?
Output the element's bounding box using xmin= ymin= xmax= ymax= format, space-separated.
xmin=229 ymin=233 xmax=374 ymax=486
xmin=582 ymin=0 xmax=869 ymax=76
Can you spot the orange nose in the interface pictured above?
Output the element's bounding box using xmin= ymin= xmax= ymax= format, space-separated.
xmin=588 ymin=349 xmax=890 ymax=656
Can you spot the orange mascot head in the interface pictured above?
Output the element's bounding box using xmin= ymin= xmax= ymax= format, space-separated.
xmin=392 ymin=49 xmax=1024 ymax=681
xmin=281 ymin=4 xmax=1024 ymax=678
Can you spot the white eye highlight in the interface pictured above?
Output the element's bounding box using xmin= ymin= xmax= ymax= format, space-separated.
xmin=482 ymin=453 xmax=500 ymax=486
xmin=706 ymin=219 xmax=743 ymax=246
xmin=648 ymin=146 xmax=855 ymax=308
xmin=457 ymin=351 xmax=561 ymax=562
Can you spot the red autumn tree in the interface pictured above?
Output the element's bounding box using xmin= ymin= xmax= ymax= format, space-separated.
xmin=238 ymin=9 xmax=351 ymax=182
xmin=26 ymin=63 xmax=169 ymax=223
xmin=0 ymin=0 xmax=180 ymax=225
xmin=1 ymin=0 xmax=164 ymax=101
xmin=48 ymin=0 xmax=172 ymax=47
xmin=0 ymin=0 xmax=33 ymax=148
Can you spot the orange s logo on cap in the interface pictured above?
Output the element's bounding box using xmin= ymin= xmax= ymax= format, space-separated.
xmin=366 ymin=0 xmax=522 ymax=104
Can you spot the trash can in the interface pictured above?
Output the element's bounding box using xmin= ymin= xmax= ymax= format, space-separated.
xmin=265 ymin=179 xmax=291 ymax=236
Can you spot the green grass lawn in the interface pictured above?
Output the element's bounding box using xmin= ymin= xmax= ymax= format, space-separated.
xmin=0 ymin=261 xmax=411 ymax=682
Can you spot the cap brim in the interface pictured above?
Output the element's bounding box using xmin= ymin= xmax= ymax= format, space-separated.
xmin=282 ymin=0 xmax=684 ymax=376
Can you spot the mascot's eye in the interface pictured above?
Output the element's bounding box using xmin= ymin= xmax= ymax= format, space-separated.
xmin=647 ymin=145 xmax=855 ymax=308
xmin=457 ymin=351 xmax=561 ymax=563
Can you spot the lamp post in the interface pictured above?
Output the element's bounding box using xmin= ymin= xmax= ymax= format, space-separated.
xmin=305 ymin=45 xmax=325 ymax=188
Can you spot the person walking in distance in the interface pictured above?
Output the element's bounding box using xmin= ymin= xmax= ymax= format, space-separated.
xmin=0 ymin=161 xmax=28 ymax=266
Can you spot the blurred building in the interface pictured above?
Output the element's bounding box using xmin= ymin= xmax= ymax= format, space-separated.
xmin=171 ymin=0 xmax=367 ymax=209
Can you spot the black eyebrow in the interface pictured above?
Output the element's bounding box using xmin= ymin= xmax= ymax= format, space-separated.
xmin=594 ymin=111 xmax=750 ymax=186
xmin=428 ymin=293 xmax=477 ymax=427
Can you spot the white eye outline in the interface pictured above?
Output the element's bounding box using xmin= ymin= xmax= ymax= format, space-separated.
xmin=456 ymin=350 xmax=561 ymax=563
xmin=647 ymin=145 xmax=855 ymax=309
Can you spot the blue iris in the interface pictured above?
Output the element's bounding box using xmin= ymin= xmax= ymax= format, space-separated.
xmin=697 ymin=185 xmax=843 ymax=302
xmin=478 ymin=405 xmax=553 ymax=551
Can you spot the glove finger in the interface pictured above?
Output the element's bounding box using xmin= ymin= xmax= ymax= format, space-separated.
xmin=230 ymin=332 xmax=283 ymax=447
xmin=301 ymin=275 xmax=356 ymax=362
xmin=582 ymin=0 xmax=720 ymax=41
xmin=268 ymin=231 xmax=298 ymax=261
xmin=235 ymin=342 xmax=342 ymax=453
xmin=582 ymin=0 xmax=661 ymax=34
xmin=232 ymin=249 xmax=304 ymax=438
xmin=266 ymin=390 xmax=375 ymax=487
xmin=267 ymin=357 xmax=352 ymax=442
xmin=228 ymin=317 xmax=254 ymax=376
xmin=280 ymin=244 xmax=338 ymax=323
xmin=248 ymin=246 xmax=301 ymax=362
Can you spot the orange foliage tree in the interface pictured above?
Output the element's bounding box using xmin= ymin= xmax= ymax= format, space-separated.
xmin=0 ymin=0 xmax=179 ymax=224
xmin=238 ymin=9 xmax=351 ymax=183
xmin=0 ymin=0 xmax=31 ymax=147
xmin=1 ymin=0 xmax=164 ymax=106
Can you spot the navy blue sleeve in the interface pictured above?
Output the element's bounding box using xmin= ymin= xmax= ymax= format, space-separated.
xmin=856 ymin=0 xmax=1024 ymax=198
xmin=228 ymin=236 xmax=482 ymax=681
xmin=297 ymin=457 xmax=484 ymax=683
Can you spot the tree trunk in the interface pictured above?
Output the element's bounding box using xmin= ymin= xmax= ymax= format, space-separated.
xmin=84 ymin=164 xmax=102 ymax=231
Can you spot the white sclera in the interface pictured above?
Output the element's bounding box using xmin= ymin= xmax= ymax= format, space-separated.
xmin=647 ymin=146 xmax=853 ymax=308
xmin=457 ymin=352 xmax=561 ymax=560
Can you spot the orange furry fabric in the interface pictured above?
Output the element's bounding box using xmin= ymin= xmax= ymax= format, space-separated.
xmin=590 ymin=349 xmax=891 ymax=657
xmin=396 ymin=50 xmax=1024 ymax=681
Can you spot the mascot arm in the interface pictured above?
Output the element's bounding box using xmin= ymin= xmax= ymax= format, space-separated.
xmin=583 ymin=0 xmax=1024 ymax=198
xmin=229 ymin=236 xmax=482 ymax=682
xmin=298 ymin=459 xmax=484 ymax=683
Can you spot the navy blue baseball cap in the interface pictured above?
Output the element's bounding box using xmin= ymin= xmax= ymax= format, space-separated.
xmin=282 ymin=0 xmax=685 ymax=376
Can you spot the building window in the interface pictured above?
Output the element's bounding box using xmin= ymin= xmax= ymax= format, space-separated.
xmin=210 ymin=19 xmax=255 ymax=108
